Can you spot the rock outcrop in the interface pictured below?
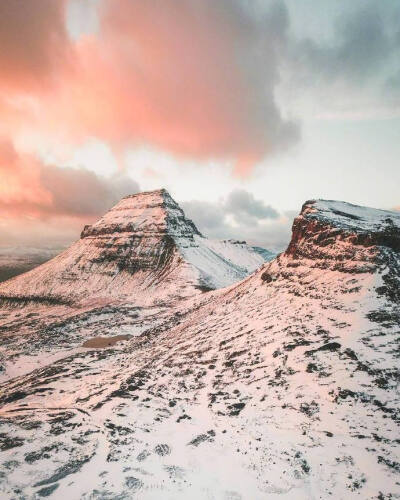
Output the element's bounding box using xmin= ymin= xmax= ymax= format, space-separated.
xmin=286 ymin=199 xmax=400 ymax=268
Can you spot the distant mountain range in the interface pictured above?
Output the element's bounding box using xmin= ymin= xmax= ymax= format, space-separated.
xmin=0 ymin=193 xmax=399 ymax=499
xmin=0 ymin=247 xmax=61 ymax=283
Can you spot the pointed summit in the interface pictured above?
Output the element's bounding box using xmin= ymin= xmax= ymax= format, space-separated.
xmin=0 ymin=189 xmax=272 ymax=305
xmin=80 ymin=189 xmax=201 ymax=239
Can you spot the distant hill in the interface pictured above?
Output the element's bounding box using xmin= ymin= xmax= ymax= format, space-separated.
xmin=0 ymin=247 xmax=61 ymax=283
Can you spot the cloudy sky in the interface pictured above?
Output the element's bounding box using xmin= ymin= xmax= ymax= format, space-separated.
xmin=0 ymin=0 xmax=399 ymax=252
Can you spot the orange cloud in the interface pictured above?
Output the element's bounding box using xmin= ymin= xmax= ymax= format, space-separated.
xmin=0 ymin=0 xmax=298 ymax=176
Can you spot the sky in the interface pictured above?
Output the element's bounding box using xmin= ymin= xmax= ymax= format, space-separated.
xmin=0 ymin=0 xmax=399 ymax=252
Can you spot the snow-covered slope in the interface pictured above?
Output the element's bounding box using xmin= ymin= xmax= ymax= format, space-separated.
xmin=0 ymin=199 xmax=399 ymax=499
xmin=303 ymin=199 xmax=400 ymax=234
xmin=178 ymin=236 xmax=274 ymax=290
xmin=0 ymin=189 xmax=271 ymax=306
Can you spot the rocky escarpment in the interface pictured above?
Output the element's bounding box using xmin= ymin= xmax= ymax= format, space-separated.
xmin=78 ymin=189 xmax=191 ymax=276
xmin=284 ymin=199 xmax=400 ymax=273
xmin=80 ymin=188 xmax=201 ymax=240
xmin=0 ymin=189 xmax=271 ymax=306
xmin=281 ymin=200 xmax=400 ymax=322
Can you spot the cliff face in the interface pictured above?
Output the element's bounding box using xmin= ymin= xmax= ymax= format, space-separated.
xmin=284 ymin=199 xmax=400 ymax=273
xmin=0 ymin=189 xmax=271 ymax=305
xmin=76 ymin=189 xmax=195 ymax=279
xmin=281 ymin=200 xmax=400 ymax=312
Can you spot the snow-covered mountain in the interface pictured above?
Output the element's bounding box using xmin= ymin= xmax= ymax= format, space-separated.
xmin=0 ymin=199 xmax=399 ymax=499
xmin=0 ymin=189 xmax=272 ymax=306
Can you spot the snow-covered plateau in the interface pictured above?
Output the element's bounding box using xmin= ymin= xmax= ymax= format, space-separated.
xmin=0 ymin=195 xmax=399 ymax=499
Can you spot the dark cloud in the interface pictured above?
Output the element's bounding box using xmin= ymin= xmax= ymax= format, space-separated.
xmin=225 ymin=189 xmax=279 ymax=223
xmin=40 ymin=166 xmax=139 ymax=217
xmin=0 ymin=139 xmax=139 ymax=218
xmin=180 ymin=200 xmax=226 ymax=231
xmin=287 ymin=0 xmax=400 ymax=105
xmin=294 ymin=5 xmax=388 ymax=83
xmin=182 ymin=189 xmax=292 ymax=251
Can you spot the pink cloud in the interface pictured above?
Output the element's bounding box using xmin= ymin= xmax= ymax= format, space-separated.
xmin=0 ymin=0 xmax=298 ymax=176
xmin=0 ymin=139 xmax=52 ymax=216
xmin=0 ymin=139 xmax=139 ymax=219
xmin=0 ymin=1 xmax=69 ymax=91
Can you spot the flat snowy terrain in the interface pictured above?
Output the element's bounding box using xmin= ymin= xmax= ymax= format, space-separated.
xmin=0 ymin=197 xmax=399 ymax=499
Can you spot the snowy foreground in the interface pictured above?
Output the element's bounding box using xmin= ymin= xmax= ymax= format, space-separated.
xmin=0 ymin=196 xmax=399 ymax=499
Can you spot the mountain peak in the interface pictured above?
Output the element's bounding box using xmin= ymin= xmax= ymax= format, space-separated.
xmin=121 ymin=187 xmax=169 ymax=200
xmin=0 ymin=189 xmax=271 ymax=304
xmin=302 ymin=199 xmax=400 ymax=236
xmin=286 ymin=199 xmax=400 ymax=264
xmin=81 ymin=188 xmax=202 ymax=239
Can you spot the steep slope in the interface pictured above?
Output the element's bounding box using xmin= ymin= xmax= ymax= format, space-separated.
xmin=0 ymin=199 xmax=399 ymax=499
xmin=0 ymin=189 xmax=271 ymax=306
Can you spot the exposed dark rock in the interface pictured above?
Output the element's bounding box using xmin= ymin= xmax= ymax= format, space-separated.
xmin=154 ymin=444 xmax=171 ymax=456
xmin=305 ymin=342 xmax=341 ymax=356
xmin=228 ymin=402 xmax=245 ymax=416
xmin=36 ymin=483 xmax=59 ymax=497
